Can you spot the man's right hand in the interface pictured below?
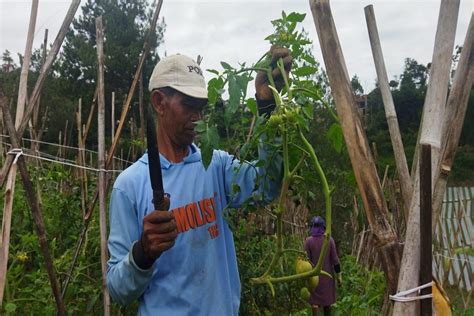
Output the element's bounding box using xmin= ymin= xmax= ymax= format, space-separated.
xmin=133 ymin=195 xmax=178 ymax=269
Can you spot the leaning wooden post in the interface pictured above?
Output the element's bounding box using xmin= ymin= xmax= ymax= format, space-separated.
xmin=432 ymin=14 xmax=474 ymax=231
xmin=62 ymin=0 xmax=164 ymax=297
xmin=420 ymin=144 xmax=432 ymax=316
xmin=0 ymin=94 xmax=66 ymax=315
xmin=365 ymin=5 xmax=412 ymax=220
xmin=96 ymin=16 xmax=110 ymax=316
xmin=393 ymin=1 xmax=459 ymax=314
xmin=0 ymin=0 xmax=81 ymax=188
xmin=0 ymin=0 xmax=38 ymax=304
xmin=309 ymin=0 xmax=401 ymax=294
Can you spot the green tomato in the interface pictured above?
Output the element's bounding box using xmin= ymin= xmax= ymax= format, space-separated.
xmin=295 ymin=258 xmax=312 ymax=274
xmin=267 ymin=114 xmax=283 ymax=128
xmin=308 ymin=276 xmax=319 ymax=291
xmin=300 ymin=287 xmax=311 ymax=301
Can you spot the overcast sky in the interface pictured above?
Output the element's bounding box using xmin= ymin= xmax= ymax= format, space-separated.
xmin=0 ymin=0 xmax=472 ymax=93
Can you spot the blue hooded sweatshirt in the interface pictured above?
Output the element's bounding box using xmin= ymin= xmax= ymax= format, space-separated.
xmin=107 ymin=143 xmax=280 ymax=315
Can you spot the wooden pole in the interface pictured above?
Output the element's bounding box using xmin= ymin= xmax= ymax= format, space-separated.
xmin=432 ymin=14 xmax=474 ymax=231
xmin=309 ymin=0 xmax=401 ymax=294
xmin=0 ymin=0 xmax=81 ymax=188
xmin=0 ymin=94 xmax=66 ymax=315
xmin=95 ymin=16 xmax=110 ymax=316
xmin=393 ymin=1 xmax=460 ymax=314
xmin=0 ymin=0 xmax=38 ymax=304
xmin=62 ymin=0 xmax=164 ymax=296
xmin=420 ymin=144 xmax=432 ymax=316
xmin=365 ymin=5 xmax=412 ymax=220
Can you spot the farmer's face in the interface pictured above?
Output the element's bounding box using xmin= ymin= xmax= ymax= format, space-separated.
xmin=155 ymin=91 xmax=207 ymax=147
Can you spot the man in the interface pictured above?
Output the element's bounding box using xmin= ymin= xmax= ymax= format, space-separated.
xmin=107 ymin=47 xmax=291 ymax=315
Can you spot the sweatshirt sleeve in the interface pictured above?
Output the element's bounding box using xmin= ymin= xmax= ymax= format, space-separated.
xmin=106 ymin=187 xmax=154 ymax=306
xmin=220 ymin=136 xmax=282 ymax=208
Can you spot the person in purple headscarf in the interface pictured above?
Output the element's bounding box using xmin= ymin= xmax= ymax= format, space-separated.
xmin=304 ymin=216 xmax=341 ymax=316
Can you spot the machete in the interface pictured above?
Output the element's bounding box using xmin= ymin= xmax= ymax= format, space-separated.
xmin=146 ymin=115 xmax=165 ymax=210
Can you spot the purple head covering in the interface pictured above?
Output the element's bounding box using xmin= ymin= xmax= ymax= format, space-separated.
xmin=310 ymin=216 xmax=326 ymax=237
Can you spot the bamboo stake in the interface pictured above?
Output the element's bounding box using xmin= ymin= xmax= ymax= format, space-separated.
xmin=111 ymin=91 xmax=115 ymax=142
xmin=393 ymin=2 xmax=460 ymax=314
xmin=365 ymin=5 xmax=412 ymax=220
xmin=309 ymin=0 xmax=401 ymax=294
xmin=0 ymin=0 xmax=38 ymax=304
xmin=82 ymin=88 xmax=98 ymax=143
xmin=30 ymin=28 xmax=49 ymax=155
xmin=76 ymin=98 xmax=86 ymax=217
xmin=0 ymin=95 xmax=66 ymax=315
xmin=62 ymin=0 xmax=164 ymax=296
xmin=420 ymin=144 xmax=432 ymax=316
xmin=139 ymin=73 xmax=145 ymax=148
xmin=111 ymin=91 xmax=115 ymax=175
xmin=432 ymin=14 xmax=474 ymax=231
xmin=0 ymin=0 xmax=81 ymax=187
xmin=95 ymin=16 xmax=110 ymax=316
xmin=419 ymin=0 xmax=460 ymax=172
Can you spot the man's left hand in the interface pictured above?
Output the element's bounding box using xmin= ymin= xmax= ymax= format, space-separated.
xmin=255 ymin=45 xmax=293 ymax=101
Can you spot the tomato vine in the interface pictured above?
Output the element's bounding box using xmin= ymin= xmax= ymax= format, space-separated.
xmin=197 ymin=11 xmax=344 ymax=298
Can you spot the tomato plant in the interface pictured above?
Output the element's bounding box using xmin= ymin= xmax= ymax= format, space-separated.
xmin=197 ymin=11 xmax=344 ymax=298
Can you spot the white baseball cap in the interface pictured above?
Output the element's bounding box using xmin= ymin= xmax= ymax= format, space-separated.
xmin=148 ymin=54 xmax=208 ymax=99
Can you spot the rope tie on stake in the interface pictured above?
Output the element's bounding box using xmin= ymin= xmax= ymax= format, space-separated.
xmin=389 ymin=282 xmax=433 ymax=302
xmin=8 ymin=148 xmax=24 ymax=165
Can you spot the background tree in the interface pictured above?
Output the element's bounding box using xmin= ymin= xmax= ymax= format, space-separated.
xmin=58 ymin=0 xmax=166 ymax=152
xmin=351 ymin=74 xmax=364 ymax=95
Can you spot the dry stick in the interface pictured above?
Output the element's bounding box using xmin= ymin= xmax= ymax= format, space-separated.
xmin=309 ymin=0 xmax=401 ymax=294
xmin=95 ymin=16 xmax=110 ymax=316
xmin=82 ymin=88 xmax=98 ymax=143
xmin=111 ymin=91 xmax=115 ymax=173
xmin=393 ymin=1 xmax=460 ymax=314
xmin=31 ymin=28 xmax=49 ymax=155
xmin=76 ymin=98 xmax=86 ymax=217
xmin=420 ymin=144 xmax=432 ymax=316
xmin=432 ymin=14 xmax=474 ymax=231
xmin=139 ymin=72 xmax=145 ymax=148
xmin=0 ymin=96 xmax=66 ymax=315
xmin=0 ymin=0 xmax=81 ymax=188
xmin=365 ymin=5 xmax=412 ymax=221
xmin=62 ymin=0 xmax=164 ymax=296
xmin=0 ymin=0 xmax=39 ymax=305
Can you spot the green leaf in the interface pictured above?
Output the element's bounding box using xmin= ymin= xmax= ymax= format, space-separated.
xmin=198 ymin=124 xmax=219 ymax=169
xmin=247 ymin=98 xmax=257 ymax=116
xmin=207 ymin=68 xmax=220 ymax=75
xmin=225 ymin=75 xmax=241 ymax=124
xmin=232 ymin=183 xmax=241 ymax=194
xmin=302 ymin=103 xmax=313 ymax=119
xmin=5 ymin=303 xmax=17 ymax=313
xmin=195 ymin=120 xmax=207 ymax=133
xmin=286 ymin=12 xmax=306 ymax=23
xmin=220 ymin=61 xmax=233 ymax=70
xmin=327 ymin=122 xmax=343 ymax=153
xmin=207 ymin=77 xmax=224 ymax=106
xmin=293 ymin=66 xmax=317 ymax=77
